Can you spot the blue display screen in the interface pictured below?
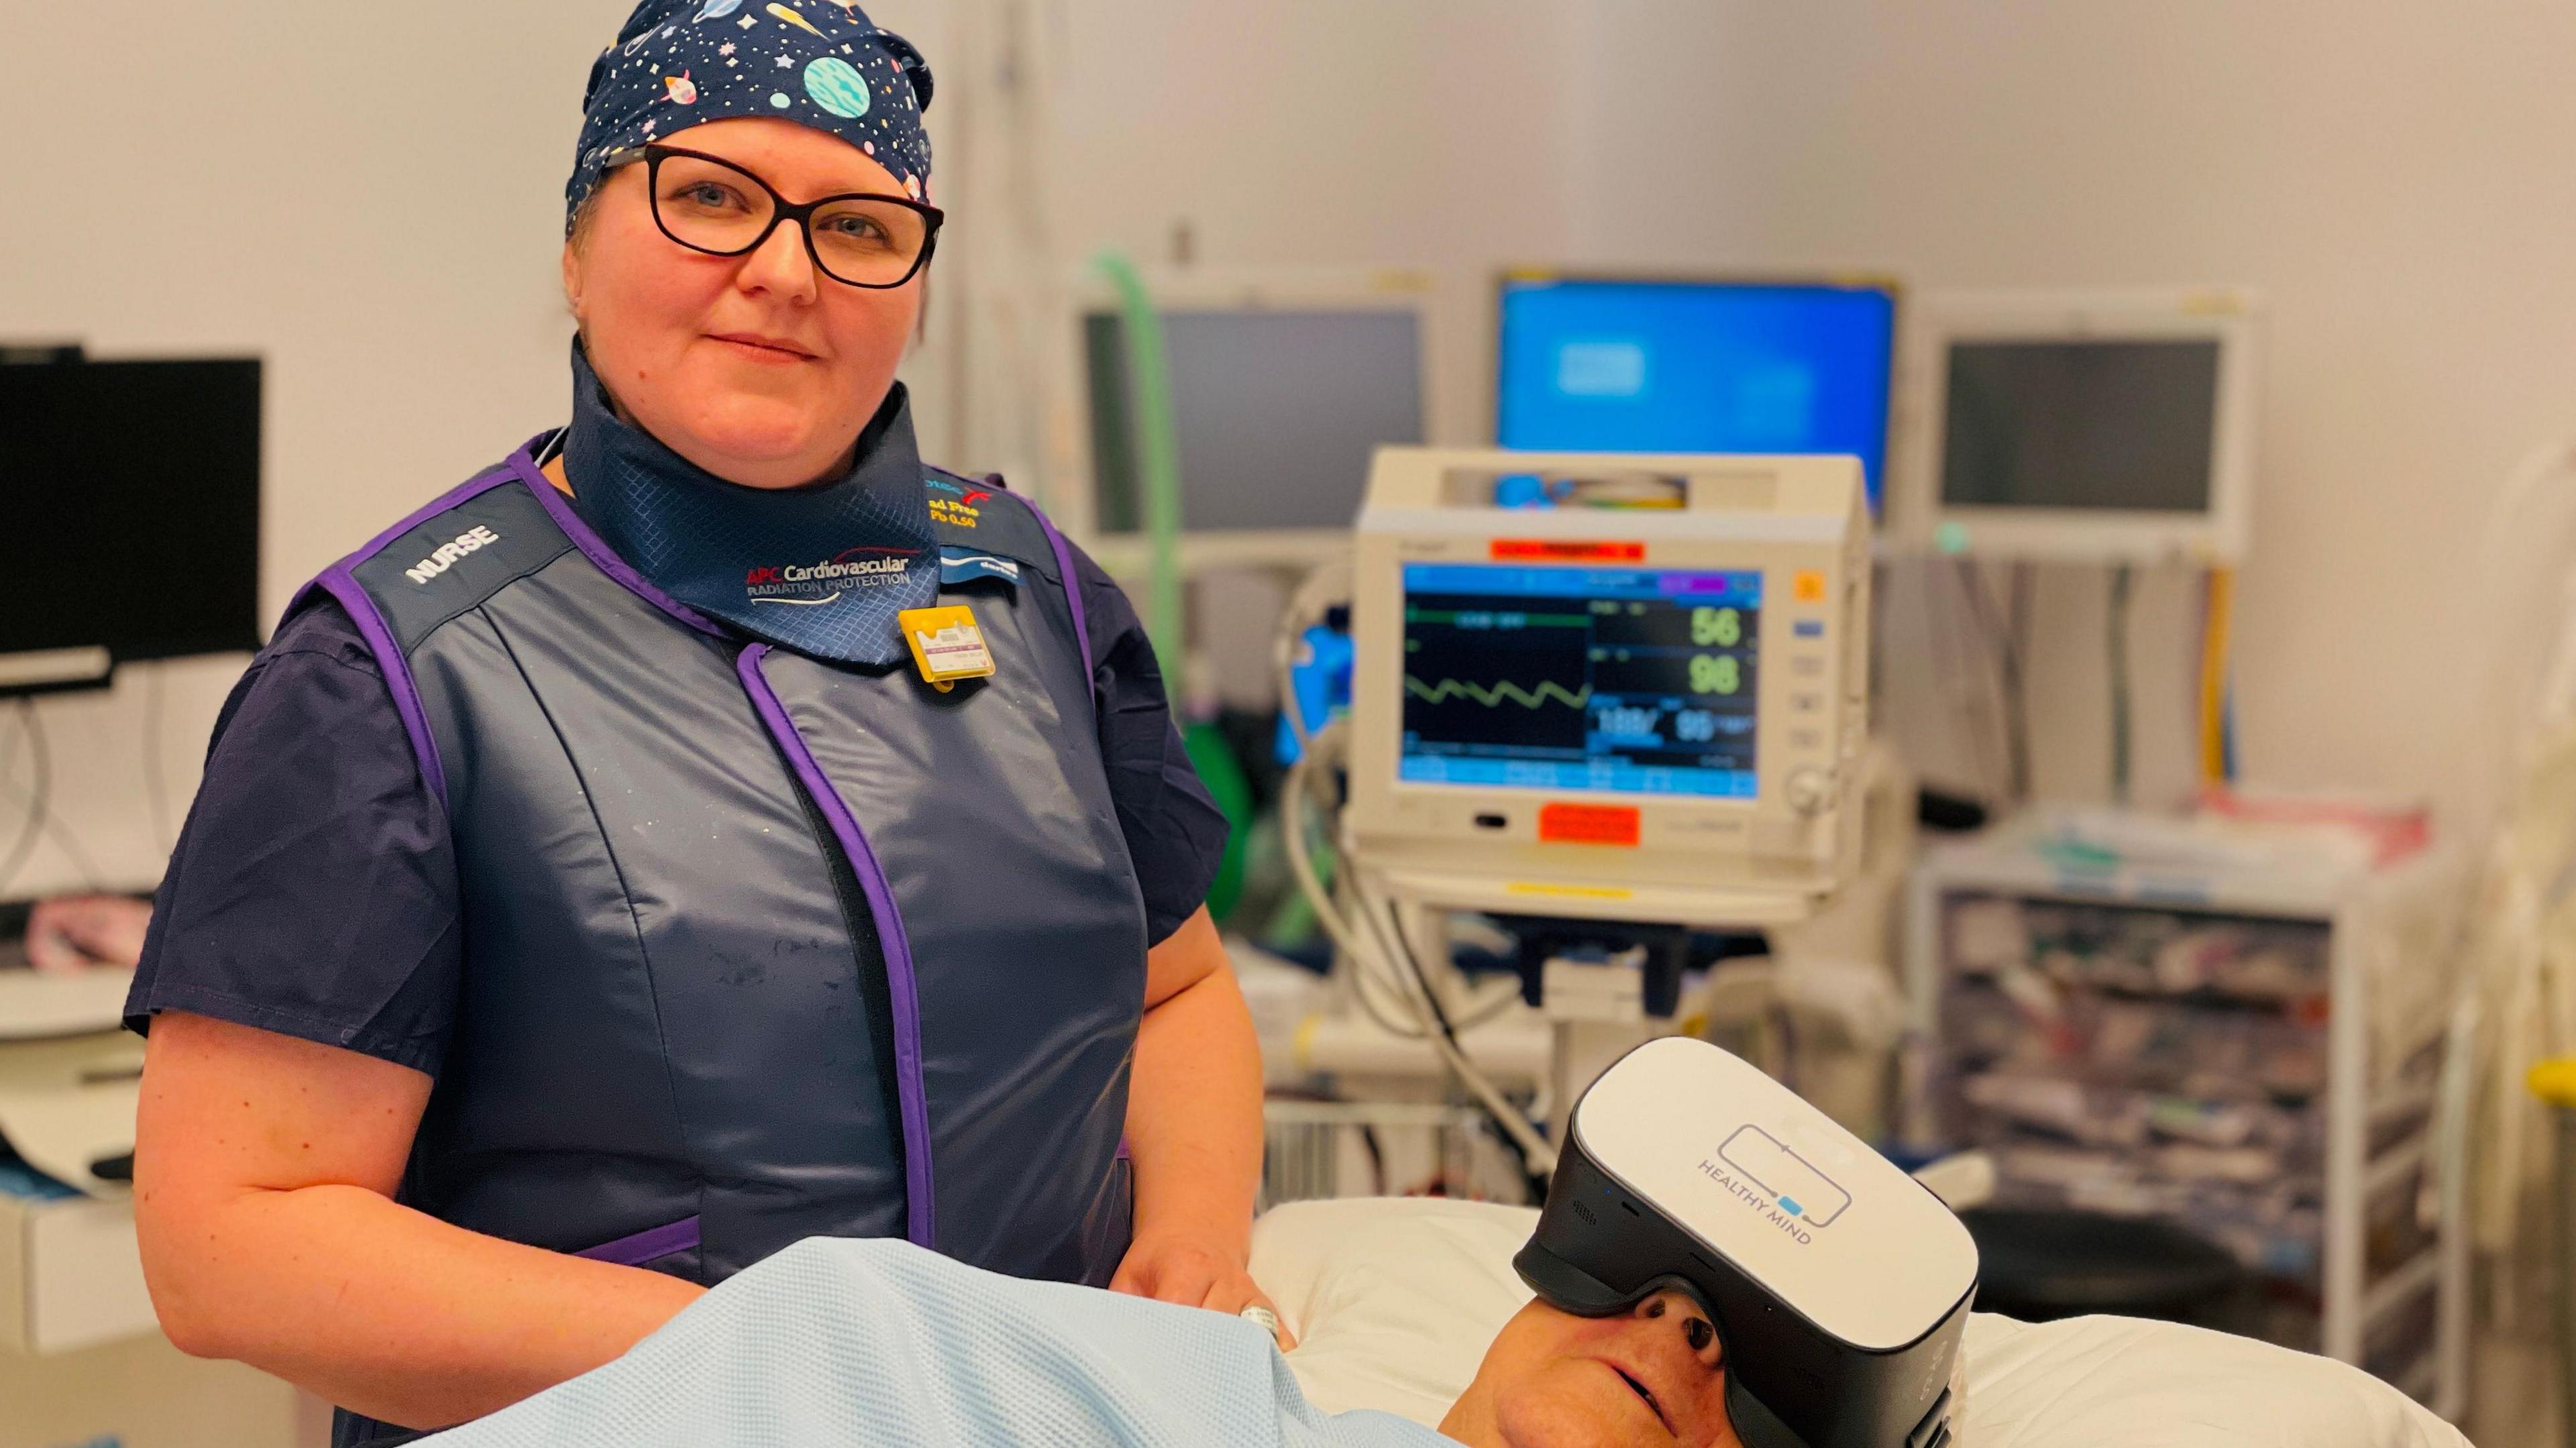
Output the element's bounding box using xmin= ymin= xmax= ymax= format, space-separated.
xmin=1398 ymin=563 xmax=1761 ymax=799
xmin=1497 ymin=278 xmax=1895 ymax=511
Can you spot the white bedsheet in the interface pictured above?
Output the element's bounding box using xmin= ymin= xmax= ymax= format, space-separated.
xmin=1252 ymin=1197 xmax=2473 ymax=1447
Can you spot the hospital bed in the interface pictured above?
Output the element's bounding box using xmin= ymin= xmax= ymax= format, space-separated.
xmin=1250 ymin=1195 xmax=2471 ymax=1448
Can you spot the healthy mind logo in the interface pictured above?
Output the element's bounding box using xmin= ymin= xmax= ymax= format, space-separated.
xmin=745 ymin=545 xmax=921 ymax=607
xmin=1694 ymin=1125 xmax=1852 ymax=1247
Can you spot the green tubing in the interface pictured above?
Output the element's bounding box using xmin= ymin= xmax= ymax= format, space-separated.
xmin=1095 ymin=253 xmax=1253 ymax=922
xmin=1093 ymin=251 xmax=1187 ymax=704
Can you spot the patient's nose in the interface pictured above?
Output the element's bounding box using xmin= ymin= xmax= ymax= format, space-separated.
xmin=1635 ymin=1290 xmax=1721 ymax=1369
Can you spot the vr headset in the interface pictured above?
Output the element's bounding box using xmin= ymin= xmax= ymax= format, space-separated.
xmin=1516 ymin=1038 xmax=1978 ymax=1448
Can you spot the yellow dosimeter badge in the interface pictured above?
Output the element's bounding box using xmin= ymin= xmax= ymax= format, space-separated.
xmin=898 ymin=604 xmax=996 ymax=691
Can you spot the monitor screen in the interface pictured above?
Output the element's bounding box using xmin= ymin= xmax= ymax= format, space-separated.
xmin=0 ymin=359 xmax=262 ymax=663
xmin=1496 ymin=278 xmax=1895 ymax=510
xmin=1939 ymin=339 xmax=2220 ymax=513
xmin=1397 ymin=562 xmax=1761 ymax=799
xmin=1085 ymin=308 xmax=1426 ymax=534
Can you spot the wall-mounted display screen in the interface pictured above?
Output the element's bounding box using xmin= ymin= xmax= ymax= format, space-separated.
xmin=1939 ymin=339 xmax=2221 ymax=514
xmin=1497 ymin=276 xmax=1895 ymax=511
xmin=0 ymin=359 xmax=262 ymax=667
xmin=1085 ymin=308 xmax=1424 ymax=533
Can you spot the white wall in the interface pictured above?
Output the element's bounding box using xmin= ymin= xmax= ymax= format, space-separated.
xmin=1045 ymin=0 xmax=1575 ymax=271
xmin=1564 ymin=0 xmax=2576 ymax=814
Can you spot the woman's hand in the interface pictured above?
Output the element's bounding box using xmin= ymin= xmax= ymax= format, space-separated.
xmin=1118 ymin=907 xmax=1279 ymax=1343
xmin=25 ymin=894 xmax=152 ymax=972
xmin=1109 ymin=1231 xmax=1296 ymax=1350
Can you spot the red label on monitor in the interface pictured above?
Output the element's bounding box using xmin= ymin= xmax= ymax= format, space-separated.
xmin=1491 ymin=539 xmax=1645 ymax=562
xmin=1539 ymin=803 xmax=1642 ymax=846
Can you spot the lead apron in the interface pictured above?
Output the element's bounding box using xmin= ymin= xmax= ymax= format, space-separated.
xmin=300 ymin=445 xmax=1145 ymax=1445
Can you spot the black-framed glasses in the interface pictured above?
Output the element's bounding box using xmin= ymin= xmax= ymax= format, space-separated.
xmin=639 ymin=144 xmax=943 ymax=289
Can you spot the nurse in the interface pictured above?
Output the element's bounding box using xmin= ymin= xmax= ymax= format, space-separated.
xmin=124 ymin=3 xmax=1271 ymax=1441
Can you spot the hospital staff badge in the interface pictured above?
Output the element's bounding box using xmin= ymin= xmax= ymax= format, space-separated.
xmin=898 ymin=603 xmax=996 ymax=690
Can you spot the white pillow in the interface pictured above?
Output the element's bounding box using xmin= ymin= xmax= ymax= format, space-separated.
xmin=1958 ymin=1313 xmax=2471 ymax=1448
xmin=1250 ymin=1196 xmax=2471 ymax=1448
xmin=1253 ymin=1197 xmax=1535 ymax=1427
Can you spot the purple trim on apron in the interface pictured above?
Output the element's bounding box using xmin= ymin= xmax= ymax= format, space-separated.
xmin=290 ymin=467 xmax=531 ymax=815
xmin=732 ymin=642 xmax=938 ymax=1250
xmin=337 ymin=466 xmax=521 ymax=581
xmin=304 ymin=568 xmax=451 ymax=813
xmin=502 ymin=442 xmax=729 ymax=640
xmin=1000 ymin=487 xmax=1095 ymax=708
xmin=573 ymin=1214 xmax=701 ymax=1267
xmin=1116 ymin=1137 xmax=1132 ymax=1162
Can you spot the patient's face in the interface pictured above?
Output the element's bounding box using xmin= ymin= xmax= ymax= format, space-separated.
xmin=1440 ymin=1290 xmax=1737 ymax=1448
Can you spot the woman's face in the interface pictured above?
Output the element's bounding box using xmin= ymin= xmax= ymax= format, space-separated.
xmin=562 ymin=117 xmax=925 ymax=490
xmin=1442 ymin=1292 xmax=1737 ymax=1448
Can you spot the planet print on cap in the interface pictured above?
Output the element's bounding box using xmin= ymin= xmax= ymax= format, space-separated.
xmin=766 ymin=3 xmax=825 ymax=38
xmin=804 ymin=56 xmax=870 ymax=117
xmin=568 ymin=0 xmax=933 ymax=230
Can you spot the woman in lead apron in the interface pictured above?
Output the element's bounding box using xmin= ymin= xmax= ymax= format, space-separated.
xmin=123 ymin=5 xmax=1271 ymax=1441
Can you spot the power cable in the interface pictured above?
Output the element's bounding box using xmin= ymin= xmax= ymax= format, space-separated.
xmin=1269 ymin=560 xmax=1556 ymax=1182
xmin=2004 ymin=563 xmax=2035 ymax=801
xmin=1940 ymin=561 xmax=2012 ymax=801
xmin=2108 ymin=566 xmax=2135 ymax=804
xmin=143 ymin=661 xmax=176 ymax=855
xmin=1957 ymin=558 xmax=2038 ymax=805
xmin=1278 ymin=722 xmax=1556 ymax=1176
xmin=0 ymin=700 xmax=52 ymax=899
xmin=1352 ymin=881 xmax=1556 ymax=1182
xmin=1279 ymin=731 xmax=1426 ymax=1040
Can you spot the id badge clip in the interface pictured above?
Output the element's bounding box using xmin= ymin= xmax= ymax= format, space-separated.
xmin=899 ymin=604 xmax=997 ymax=691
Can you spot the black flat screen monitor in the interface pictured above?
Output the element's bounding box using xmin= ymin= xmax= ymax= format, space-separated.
xmin=1939 ymin=339 xmax=2221 ymax=513
xmin=1085 ymin=309 xmax=1425 ymax=534
xmin=0 ymin=359 xmax=263 ymax=671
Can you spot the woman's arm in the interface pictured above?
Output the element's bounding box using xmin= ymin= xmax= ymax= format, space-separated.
xmin=134 ymin=1012 xmax=705 ymax=1431
xmin=1108 ymin=905 xmax=1288 ymax=1342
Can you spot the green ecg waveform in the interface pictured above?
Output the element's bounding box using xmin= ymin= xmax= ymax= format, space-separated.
xmin=1404 ymin=675 xmax=1593 ymax=710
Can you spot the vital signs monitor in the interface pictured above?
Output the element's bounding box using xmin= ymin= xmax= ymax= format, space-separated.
xmin=1344 ymin=448 xmax=1869 ymax=926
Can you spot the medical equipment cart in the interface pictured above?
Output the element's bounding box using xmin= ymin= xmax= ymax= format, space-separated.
xmin=1904 ymin=820 xmax=2471 ymax=1418
xmin=1258 ymin=1099 xmax=1507 ymax=1209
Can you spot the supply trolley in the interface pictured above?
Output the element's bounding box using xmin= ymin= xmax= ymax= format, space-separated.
xmin=1256 ymin=1100 xmax=1506 ymax=1209
xmin=1904 ymin=819 xmax=2470 ymax=1416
